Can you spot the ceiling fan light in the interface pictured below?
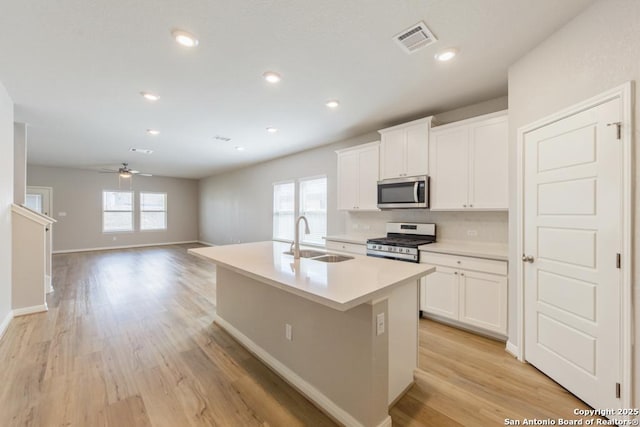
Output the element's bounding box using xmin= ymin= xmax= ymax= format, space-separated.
xmin=119 ymin=171 xmax=132 ymax=178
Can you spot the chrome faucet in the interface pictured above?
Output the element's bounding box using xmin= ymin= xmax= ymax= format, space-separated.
xmin=291 ymin=215 xmax=311 ymax=259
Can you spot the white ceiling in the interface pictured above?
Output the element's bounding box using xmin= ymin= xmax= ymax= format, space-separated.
xmin=0 ymin=0 xmax=594 ymax=179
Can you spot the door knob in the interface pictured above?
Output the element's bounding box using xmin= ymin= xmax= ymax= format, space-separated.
xmin=522 ymin=255 xmax=534 ymax=263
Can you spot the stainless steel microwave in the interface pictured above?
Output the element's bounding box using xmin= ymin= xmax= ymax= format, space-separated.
xmin=377 ymin=175 xmax=429 ymax=209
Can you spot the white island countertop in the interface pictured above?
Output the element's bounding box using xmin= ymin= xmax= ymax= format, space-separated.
xmin=189 ymin=241 xmax=434 ymax=311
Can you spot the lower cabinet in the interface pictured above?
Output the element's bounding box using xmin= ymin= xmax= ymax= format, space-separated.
xmin=420 ymin=252 xmax=507 ymax=336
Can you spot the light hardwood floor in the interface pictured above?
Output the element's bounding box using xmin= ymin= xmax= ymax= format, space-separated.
xmin=0 ymin=244 xmax=598 ymax=426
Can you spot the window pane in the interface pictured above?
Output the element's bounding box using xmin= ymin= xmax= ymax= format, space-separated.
xmin=300 ymin=177 xmax=327 ymax=245
xmin=104 ymin=191 xmax=133 ymax=211
xmin=141 ymin=212 xmax=166 ymax=230
xmin=25 ymin=194 xmax=43 ymax=213
xmin=104 ymin=212 xmax=133 ymax=232
xmin=141 ymin=193 xmax=166 ymax=211
xmin=273 ymin=182 xmax=295 ymax=240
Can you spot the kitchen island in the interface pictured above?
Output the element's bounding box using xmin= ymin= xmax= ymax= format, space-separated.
xmin=189 ymin=241 xmax=434 ymax=427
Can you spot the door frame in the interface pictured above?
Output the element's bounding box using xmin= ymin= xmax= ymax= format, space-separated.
xmin=26 ymin=186 xmax=53 ymax=217
xmin=515 ymin=82 xmax=633 ymax=407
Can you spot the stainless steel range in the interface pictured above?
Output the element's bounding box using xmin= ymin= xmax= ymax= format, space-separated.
xmin=366 ymin=222 xmax=436 ymax=263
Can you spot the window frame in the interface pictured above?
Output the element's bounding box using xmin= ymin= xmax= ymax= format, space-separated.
xmin=102 ymin=190 xmax=134 ymax=233
xmin=272 ymin=180 xmax=296 ymax=243
xmin=272 ymin=175 xmax=327 ymax=247
xmin=139 ymin=191 xmax=168 ymax=232
xmin=298 ymin=175 xmax=327 ymax=246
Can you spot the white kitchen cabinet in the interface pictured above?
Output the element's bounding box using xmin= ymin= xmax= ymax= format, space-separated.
xmin=336 ymin=141 xmax=379 ymax=211
xmin=429 ymin=111 xmax=508 ymax=211
xmin=420 ymin=252 xmax=507 ymax=336
xmin=378 ymin=116 xmax=432 ymax=180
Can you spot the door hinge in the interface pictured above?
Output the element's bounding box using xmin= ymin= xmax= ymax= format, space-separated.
xmin=616 ymin=253 xmax=621 ymax=269
xmin=607 ymin=122 xmax=622 ymax=139
xmin=616 ymin=382 xmax=621 ymax=398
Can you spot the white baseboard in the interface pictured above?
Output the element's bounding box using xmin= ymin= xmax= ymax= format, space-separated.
xmin=45 ymin=275 xmax=53 ymax=293
xmin=0 ymin=310 xmax=13 ymax=339
xmin=197 ymin=240 xmax=216 ymax=246
xmin=13 ymin=304 xmax=48 ymax=317
xmin=376 ymin=416 xmax=392 ymax=427
xmin=52 ymin=240 xmax=199 ymax=254
xmin=216 ymin=315 xmax=368 ymax=427
xmin=505 ymin=340 xmax=519 ymax=359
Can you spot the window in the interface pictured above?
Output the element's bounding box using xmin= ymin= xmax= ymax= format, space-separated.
xmin=273 ymin=181 xmax=295 ymax=241
xmin=299 ymin=177 xmax=327 ymax=245
xmin=103 ymin=191 xmax=133 ymax=232
xmin=272 ymin=176 xmax=327 ymax=245
xmin=140 ymin=192 xmax=167 ymax=230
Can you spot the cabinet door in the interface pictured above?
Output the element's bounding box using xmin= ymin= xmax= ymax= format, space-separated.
xmin=337 ymin=151 xmax=359 ymax=210
xmin=429 ymin=127 xmax=469 ymax=210
xmin=469 ymin=118 xmax=508 ymax=209
xmin=380 ymin=128 xmax=406 ymax=179
xmin=405 ymin=122 xmax=429 ymax=177
xmin=459 ymin=270 xmax=507 ymax=334
xmin=357 ymin=145 xmax=380 ymax=210
xmin=420 ymin=265 xmax=459 ymax=320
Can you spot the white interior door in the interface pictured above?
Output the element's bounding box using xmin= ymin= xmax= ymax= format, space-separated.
xmin=523 ymin=98 xmax=622 ymax=410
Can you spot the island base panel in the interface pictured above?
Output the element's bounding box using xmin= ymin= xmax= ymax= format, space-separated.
xmin=215 ymin=266 xmax=391 ymax=427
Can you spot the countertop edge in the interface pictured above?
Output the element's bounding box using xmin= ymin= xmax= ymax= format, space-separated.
xmin=418 ymin=241 xmax=508 ymax=262
xmin=188 ymin=246 xmax=434 ymax=311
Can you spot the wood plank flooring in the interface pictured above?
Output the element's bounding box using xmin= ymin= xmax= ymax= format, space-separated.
xmin=0 ymin=244 xmax=598 ymax=426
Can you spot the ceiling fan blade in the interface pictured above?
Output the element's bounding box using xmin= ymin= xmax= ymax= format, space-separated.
xmin=99 ymin=170 xmax=118 ymax=173
xmin=137 ymin=173 xmax=153 ymax=177
xmin=130 ymin=170 xmax=140 ymax=174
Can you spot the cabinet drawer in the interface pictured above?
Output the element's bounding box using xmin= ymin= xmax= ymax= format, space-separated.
xmin=326 ymin=240 xmax=366 ymax=255
xmin=421 ymin=252 xmax=507 ymax=275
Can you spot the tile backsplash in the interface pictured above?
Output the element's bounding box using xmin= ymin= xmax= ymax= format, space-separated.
xmin=346 ymin=210 xmax=508 ymax=243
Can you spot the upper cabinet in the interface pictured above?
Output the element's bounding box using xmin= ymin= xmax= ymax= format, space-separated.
xmin=429 ymin=111 xmax=508 ymax=211
xmin=378 ymin=116 xmax=432 ymax=179
xmin=336 ymin=141 xmax=380 ymax=211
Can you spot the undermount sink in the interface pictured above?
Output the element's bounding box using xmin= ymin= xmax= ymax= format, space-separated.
xmin=283 ymin=249 xmax=326 ymax=258
xmin=310 ymin=254 xmax=354 ymax=263
xmin=282 ymin=250 xmax=354 ymax=263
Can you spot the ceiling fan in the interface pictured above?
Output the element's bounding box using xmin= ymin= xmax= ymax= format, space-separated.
xmin=99 ymin=163 xmax=152 ymax=178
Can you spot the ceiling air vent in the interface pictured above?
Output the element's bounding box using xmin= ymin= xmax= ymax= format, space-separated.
xmin=394 ymin=21 xmax=437 ymax=54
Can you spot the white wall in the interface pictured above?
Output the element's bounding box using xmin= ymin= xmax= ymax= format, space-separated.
xmin=199 ymin=131 xmax=379 ymax=245
xmin=13 ymin=123 xmax=26 ymax=205
xmin=199 ymin=96 xmax=508 ymax=246
xmin=508 ymin=0 xmax=640 ymax=403
xmin=27 ymin=165 xmax=199 ymax=252
xmin=0 ymin=82 xmax=14 ymax=331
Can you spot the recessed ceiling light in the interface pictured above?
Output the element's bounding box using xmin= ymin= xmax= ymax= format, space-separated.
xmin=146 ymin=129 xmax=160 ymax=135
xmin=263 ymin=72 xmax=281 ymax=83
xmin=326 ymin=100 xmax=340 ymax=109
xmin=171 ymin=29 xmax=199 ymax=47
xmin=435 ymin=48 xmax=458 ymax=62
xmin=130 ymin=148 xmax=154 ymax=154
xmin=235 ymin=146 xmax=245 ymax=151
xmin=266 ymin=127 xmax=278 ymax=133
xmin=140 ymin=92 xmax=160 ymax=101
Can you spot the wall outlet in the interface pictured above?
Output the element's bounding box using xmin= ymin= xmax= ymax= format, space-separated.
xmin=112 ymin=236 xmax=117 ymax=241
xmin=376 ymin=313 xmax=385 ymax=336
xmin=467 ymin=229 xmax=478 ymax=237
xmin=58 ymin=212 xmax=67 ymax=217
xmin=285 ymin=323 xmax=293 ymax=341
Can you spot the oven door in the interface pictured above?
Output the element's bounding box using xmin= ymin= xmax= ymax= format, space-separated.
xmin=377 ymin=176 xmax=428 ymax=209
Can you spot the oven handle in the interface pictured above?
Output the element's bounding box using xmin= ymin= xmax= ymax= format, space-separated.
xmin=413 ymin=182 xmax=419 ymax=203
